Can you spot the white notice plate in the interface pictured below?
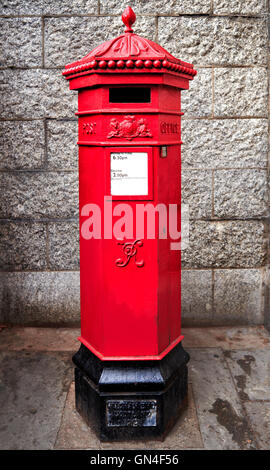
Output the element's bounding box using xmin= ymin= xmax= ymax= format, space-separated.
xmin=111 ymin=152 xmax=148 ymax=196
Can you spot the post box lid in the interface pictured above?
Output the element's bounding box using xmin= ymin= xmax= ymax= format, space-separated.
xmin=63 ymin=6 xmax=196 ymax=81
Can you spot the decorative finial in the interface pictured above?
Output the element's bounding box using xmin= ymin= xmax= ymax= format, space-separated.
xmin=122 ymin=6 xmax=136 ymax=33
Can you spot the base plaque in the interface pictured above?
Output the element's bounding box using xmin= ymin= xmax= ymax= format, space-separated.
xmin=73 ymin=342 xmax=189 ymax=441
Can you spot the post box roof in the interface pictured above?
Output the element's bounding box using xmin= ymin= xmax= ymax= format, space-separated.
xmin=63 ymin=6 xmax=196 ymax=80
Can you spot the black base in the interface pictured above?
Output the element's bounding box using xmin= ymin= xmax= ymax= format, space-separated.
xmin=72 ymin=342 xmax=190 ymax=441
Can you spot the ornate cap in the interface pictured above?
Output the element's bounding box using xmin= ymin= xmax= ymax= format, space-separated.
xmin=63 ymin=7 xmax=196 ymax=79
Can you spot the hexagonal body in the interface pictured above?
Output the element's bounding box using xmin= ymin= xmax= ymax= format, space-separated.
xmin=70 ymin=74 xmax=190 ymax=360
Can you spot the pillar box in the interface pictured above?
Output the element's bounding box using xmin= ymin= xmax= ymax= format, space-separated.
xmin=63 ymin=7 xmax=197 ymax=441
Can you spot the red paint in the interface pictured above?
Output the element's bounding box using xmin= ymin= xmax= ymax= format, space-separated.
xmin=63 ymin=7 xmax=196 ymax=360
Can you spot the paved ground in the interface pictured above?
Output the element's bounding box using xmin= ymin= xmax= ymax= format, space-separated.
xmin=0 ymin=325 xmax=269 ymax=450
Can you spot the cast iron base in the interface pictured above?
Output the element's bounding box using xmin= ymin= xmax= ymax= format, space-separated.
xmin=72 ymin=342 xmax=190 ymax=441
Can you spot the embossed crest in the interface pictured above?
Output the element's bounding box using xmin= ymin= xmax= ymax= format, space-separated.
xmin=107 ymin=116 xmax=152 ymax=140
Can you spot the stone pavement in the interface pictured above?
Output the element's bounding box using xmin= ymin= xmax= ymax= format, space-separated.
xmin=0 ymin=325 xmax=269 ymax=450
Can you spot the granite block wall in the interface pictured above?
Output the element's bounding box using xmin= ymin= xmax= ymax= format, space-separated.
xmin=0 ymin=0 xmax=269 ymax=327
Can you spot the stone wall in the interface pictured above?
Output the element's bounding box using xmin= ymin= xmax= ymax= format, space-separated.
xmin=0 ymin=1 xmax=269 ymax=327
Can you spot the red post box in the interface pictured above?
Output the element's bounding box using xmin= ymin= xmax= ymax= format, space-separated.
xmin=63 ymin=7 xmax=196 ymax=440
